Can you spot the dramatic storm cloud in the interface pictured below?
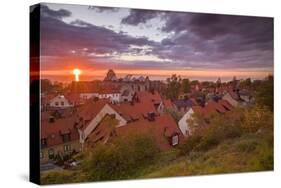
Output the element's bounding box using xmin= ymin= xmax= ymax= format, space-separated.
xmin=39 ymin=3 xmax=273 ymax=81
xmin=40 ymin=5 xmax=156 ymax=57
xmin=121 ymin=9 xmax=160 ymax=25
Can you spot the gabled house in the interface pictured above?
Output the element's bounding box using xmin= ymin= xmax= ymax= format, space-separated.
xmin=41 ymin=90 xmax=184 ymax=163
xmin=49 ymin=95 xmax=74 ymax=108
xmin=178 ymin=99 xmax=233 ymax=137
xmin=40 ymin=115 xmax=81 ymax=163
xmin=77 ymin=91 xmax=183 ymax=151
xmin=70 ymin=81 xmax=122 ymax=103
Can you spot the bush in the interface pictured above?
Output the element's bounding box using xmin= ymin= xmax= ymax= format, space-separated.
xmin=197 ymin=123 xmax=242 ymax=151
xmin=237 ymin=140 xmax=257 ymax=153
xmin=179 ymin=115 xmax=242 ymax=154
xmin=242 ymin=106 xmax=273 ymax=133
xmin=195 ymin=134 xmax=220 ymax=151
xmin=41 ymin=171 xmax=83 ymax=185
xmin=82 ymin=133 xmax=160 ymax=181
xmin=179 ymin=135 xmax=202 ymax=155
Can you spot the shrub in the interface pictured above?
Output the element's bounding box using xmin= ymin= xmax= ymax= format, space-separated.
xmin=195 ymin=134 xmax=220 ymax=151
xmin=242 ymin=106 xmax=273 ymax=133
xmin=179 ymin=135 xmax=202 ymax=155
xmin=237 ymin=140 xmax=257 ymax=153
xmin=179 ymin=115 xmax=242 ymax=154
xmin=41 ymin=171 xmax=80 ymax=185
xmin=82 ymin=133 xmax=160 ymax=181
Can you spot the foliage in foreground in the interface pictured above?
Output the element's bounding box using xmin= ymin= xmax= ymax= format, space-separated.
xmin=144 ymin=130 xmax=273 ymax=178
xmin=179 ymin=105 xmax=273 ymax=156
xmin=82 ymin=133 xmax=160 ymax=181
xmin=41 ymin=133 xmax=159 ymax=184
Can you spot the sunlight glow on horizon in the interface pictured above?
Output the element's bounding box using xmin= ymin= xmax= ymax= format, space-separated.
xmin=72 ymin=68 xmax=81 ymax=81
xmin=41 ymin=67 xmax=272 ymax=83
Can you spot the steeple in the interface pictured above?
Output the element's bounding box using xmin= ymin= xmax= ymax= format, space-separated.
xmin=216 ymin=77 xmax=221 ymax=87
xmin=104 ymin=69 xmax=117 ymax=81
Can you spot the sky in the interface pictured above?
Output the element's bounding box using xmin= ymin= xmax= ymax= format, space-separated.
xmin=37 ymin=3 xmax=273 ymax=82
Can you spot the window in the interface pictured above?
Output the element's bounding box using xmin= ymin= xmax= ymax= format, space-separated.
xmin=62 ymin=133 xmax=71 ymax=143
xmin=48 ymin=149 xmax=54 ymax=159
xmin=64 ymin=145 xmax=71 ymax=152
xmin=171 ymin=135 xmax=179 ymax=146
xmin=55 ymin=102 xmax=59 ymax=106
xmin=41 ymin=138 xmax=48 ymax=148
xmin=61 ymin=101 xmax=64 ymax=106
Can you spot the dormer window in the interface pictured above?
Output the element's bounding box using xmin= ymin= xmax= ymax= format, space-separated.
xmin=171 ymin=135 xmax=179 ymax=146
xmin=147 ymin=112 xmax=155 ymax=121
xmin=49 ymin=116 xmax=55 ymax=123
xmin=48 ymin=149 xmax=54 ymax=159
xmin=41 ymin=138 xmax=48 ymax=148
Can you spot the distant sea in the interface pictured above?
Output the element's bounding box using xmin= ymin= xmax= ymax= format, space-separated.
xmin=40 ymin=73 xmax=271 ymax=84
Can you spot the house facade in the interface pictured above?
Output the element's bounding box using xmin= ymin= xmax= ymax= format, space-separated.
xmin=40 ymin=116 xmax=81 ymax=163
xmin=49 ymin=95 xmax=74 ymax=108
xmin=178 ymin=108 xmax=195 ymax=137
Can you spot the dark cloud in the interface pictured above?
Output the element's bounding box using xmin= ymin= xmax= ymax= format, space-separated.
xmin=121 ymin=9 xmax=159 ymax=25
xmin=41 ymin=4 xmax=71 ymax=19
xmin=40 ymin=6 xmax=157 ymax=57
xmin=70 ymin=19 xmax=93 ymax=27
xmin=154 ymin=12 xmax=273 ymax=69
xmin=88 ymin=6 xmax=120 ymax=13
xmin=41 ymin=5 xmax=273 ymax=72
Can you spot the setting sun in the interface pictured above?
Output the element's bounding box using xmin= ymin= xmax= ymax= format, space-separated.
xmin=73 ymin=68 xmax=81 ymax=81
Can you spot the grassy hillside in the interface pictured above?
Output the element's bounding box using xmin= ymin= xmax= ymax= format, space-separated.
xmin=143 ymin=131 xmax=273 ymax=178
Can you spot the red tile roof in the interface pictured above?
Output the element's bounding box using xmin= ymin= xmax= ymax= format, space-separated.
xmin=163 ymin=98 xmax=174 ymax=109
xmin=205 ymin=100 xmax=227 ymax=114
xmin=87 ymin=114 xmax=118 ymax=145
xmin=85 ymin=91 xmax=183 ymax=150
xmin=64 ymin=93 xmax=83 ymax=104
xmin=192 ymin=99 xmax=233 ymax=118
xmin=227 ymin=90 xmax=240 ymax=100
xmin=218 ymin=99 xmax=233 ymax=110
xmin=70 ymin=81 xmax=120 ymax=94
xmin=78 ymin=99 xmax=109 ymax=122
xmin=116 ymin=114 xmax=183 ymax=150
xmin=137 ymin=90 xmax=162 ymax=103
xmin=41 ymin=116 xmax=79 ymax=147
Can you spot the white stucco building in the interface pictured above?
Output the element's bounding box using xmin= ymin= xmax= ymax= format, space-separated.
xmin=49 ymin=95 xmax=74 ymax=108
xmin=178 ymin=108 xmax=195 ymax=137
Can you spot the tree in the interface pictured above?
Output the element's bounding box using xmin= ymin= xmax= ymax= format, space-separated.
xmin=240 ymin=78 xmax=251 ymax=88
xmin=181 ymin=78 xmax=191 ymax=93
xmin=166 ymin=74 xmax=181 ymax=100
xmin=242 ymin=105 xmax=273 ymax=132
xmin=82 ymin=133 xmax=159 ymax=181
xmin=41 ymin=79 xmax=64 ymax=93
xmin=190 ymin=80 xmax=199 ymax=85
xmin=41 ymin=79 xmax=52 ymax=93
xmin=255 ymin=75 xmax=273 ymax=111
xmin=216 ymin=77 xmax=221 ymax=87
